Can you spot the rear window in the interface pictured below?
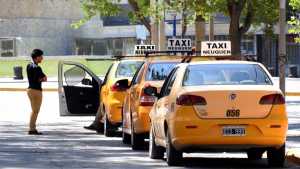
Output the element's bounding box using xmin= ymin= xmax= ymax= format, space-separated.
xmin=183 ymin=64 xmax=272 ymax=86
xmin=116 ymin=61 xmax=143 ymax=78
xmin=146 ymin=62 xmax=178 ymax=81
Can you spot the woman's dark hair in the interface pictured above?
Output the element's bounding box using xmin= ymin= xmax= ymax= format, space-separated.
xmin=31 ymin=49 xmax=44 ymax=59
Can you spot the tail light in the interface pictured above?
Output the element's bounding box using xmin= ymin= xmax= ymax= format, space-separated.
xmin=176 ymin=95 xmax=207 ymax=106
xmin=259 ymin=94 xmax=285 ymax=105
xmin=110 ymin=83 xmax=127 ymax=92
xmin=140 ymin=85 xmax=156 ymax=106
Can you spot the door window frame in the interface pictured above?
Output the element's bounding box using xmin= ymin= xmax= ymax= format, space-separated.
xmin=160 ymin=67 xmax=178 ymax=98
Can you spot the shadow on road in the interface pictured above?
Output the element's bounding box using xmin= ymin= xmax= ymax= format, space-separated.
xmin=0 ymin=122 xmax=298 ymax=169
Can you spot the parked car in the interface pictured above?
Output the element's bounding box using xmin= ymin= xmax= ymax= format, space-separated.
xmin=122 ymin=58 xmax=180 ymax=150
xmin=147 ymin=61 xmax=287 ymax=167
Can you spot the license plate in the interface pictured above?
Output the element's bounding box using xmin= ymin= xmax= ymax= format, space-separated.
xmin=222 ymin=126 xmax=245 ymax=136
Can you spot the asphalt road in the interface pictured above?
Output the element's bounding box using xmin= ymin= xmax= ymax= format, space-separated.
xmin=0 ymin=91 xmax=299 ymax=169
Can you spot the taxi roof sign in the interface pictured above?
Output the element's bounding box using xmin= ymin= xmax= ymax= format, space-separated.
xmin=167 ymin=38 xmax=192 ymax=51
xmin=135 ymin=45 xmax=156 ymax=55
xmin=201 ymin=41 xmax=231 ymax=56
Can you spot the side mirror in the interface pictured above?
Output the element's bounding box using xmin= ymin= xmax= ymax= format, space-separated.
xmin=144 ymin=86 xmax=159 ymax=97
xmin=113 ymin=79 xmax=130 ymax=91
xmin=82 ymin=78 xmax=93 ymax=86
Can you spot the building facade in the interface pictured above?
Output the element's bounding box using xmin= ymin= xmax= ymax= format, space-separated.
xmin=0 ymin=0 xmax=299 ymax=76
xmin=0 ymin=0 xmax=102 ymax=56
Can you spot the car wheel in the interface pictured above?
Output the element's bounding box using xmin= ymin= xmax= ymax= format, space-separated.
xmin=267 ymin=143 xmax=286 ymax=167
xmin=149 ymin=126 xmax=165 ymax=159
xmin=96 ymin=123 xmax=104 ymax=134
xmin=166 ymin=131 xmax=182 ymax=166
xmin=131 ymin=120 xmax=144 ymax=150
xmin=122 ymin=126 xmax=131 ymax=144
xmin=104 ymin=114 xmax=114 ymax=137
xmin=247 ymin=149 xmax=265 ymax=160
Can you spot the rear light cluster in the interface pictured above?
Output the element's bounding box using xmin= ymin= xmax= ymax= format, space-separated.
xmin=110 ymin=83 xmax=127 ymax=92
xmin=110 ymin=83 xmax=120 ymax=92
xmin=140 ymin=84 xmax=156 ymax=106
xmin=140 ymin=94 xmax=156 ymax=106
xmin=176 ymin=95 xmax=207 ymax=106
xmin=259 ymin=94 xmax=285 ymax=105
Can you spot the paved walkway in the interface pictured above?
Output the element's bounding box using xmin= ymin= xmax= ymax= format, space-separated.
xmin=0 ymin=77 xmax=299 ymax=95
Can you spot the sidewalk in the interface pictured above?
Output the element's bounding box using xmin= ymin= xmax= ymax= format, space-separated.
xmin=1 ymin=77 xmax=299 ymax=95
xmin=0 ymin=77 xmax=58 ymax=92
xmin=287 ymin=149 xmax=300 ymax=165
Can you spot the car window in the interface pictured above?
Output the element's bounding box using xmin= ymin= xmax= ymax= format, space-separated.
xmin=145 ymin=62 xmax=178 ymax=81
xmin=164 ymin=69 xmax=178 ymax=96
xmin=115 ymin=61 xmax=143 ymax=78
xmin=183 ymin=64 xmax=273 ymax=86
xmin=131 ymin=63 xmax=145 ymax=86
xmin=160 ymin=67 xmax=178 ymax=97
xmin=102 ymin=63 xmax=113 ymax=85
xmin=64 ymin=65 xmax=86 ymax=86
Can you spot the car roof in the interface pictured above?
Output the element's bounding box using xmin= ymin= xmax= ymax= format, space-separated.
xmin=187 ymin=60 xmax=259 ymax=65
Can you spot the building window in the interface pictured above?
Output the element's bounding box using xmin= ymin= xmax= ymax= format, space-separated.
xmin=241 ymin=35 xmax=256 ymax=55
xmin=102 ymin=4 xmax=136 ymax=26
xmin=75 ymin=38 xmax=139 ymax=56
xmin=0 ymin=38 xmax=15 ymax=57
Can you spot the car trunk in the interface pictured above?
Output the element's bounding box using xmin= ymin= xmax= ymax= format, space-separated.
xmin=182 ymin=85 xmax=280 ymax=119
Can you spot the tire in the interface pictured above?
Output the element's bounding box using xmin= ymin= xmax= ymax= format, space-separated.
xmin=96 ymin=123 xmax=104 ymax=134
xmin=131 ymin=120 xmax=144 ymax=150
xmin=247 ymin=149 xmax=265 ymax=160
xmin=122 ymin=107 xmax=131 ymax=144
xmin=166 ymin=131 xmax=182 ymax=166
xmin=267 ymin=144 xmax=286 ymax=167
xmin=122 ymin=128 xmax=131 ymax=144
xmin=104 ymin=114 xmax=115 ymax=137
xmin=149 ymin=126 xmax=165 ymax=159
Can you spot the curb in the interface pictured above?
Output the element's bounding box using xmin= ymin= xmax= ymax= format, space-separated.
xmin=0 ymin=88 xmax=57 ymax=92
xmin=287 ymin=150 xmax=300 ymax=165
xmin=286 ymin=92 xmax=300 ymax=96
xmin=0 ymin=88 xmax=300 ymax=95
xmin=287 ymin=154 xmax=300 ymax=165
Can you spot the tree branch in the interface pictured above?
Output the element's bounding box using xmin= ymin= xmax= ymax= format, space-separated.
xmin=128 ymin=0 xmax=151 ymax=32
xmin=239 ymin=1 xmax=254 ymax=34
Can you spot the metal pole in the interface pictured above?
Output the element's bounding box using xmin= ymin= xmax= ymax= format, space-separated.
xmin=173 ymin=15 xmax=176 ymax=37
xmin=279 ymin=0 xmax=286 ymax=95
xmin=209 ymin=14 xmax=214 ymax=41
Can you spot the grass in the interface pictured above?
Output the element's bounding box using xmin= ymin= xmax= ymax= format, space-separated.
xmin=0 ymin=58 xmax=113 ymax=78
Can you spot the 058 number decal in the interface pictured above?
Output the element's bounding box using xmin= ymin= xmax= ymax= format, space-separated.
xmin=226 ymin=109 xmax=240 ymax=117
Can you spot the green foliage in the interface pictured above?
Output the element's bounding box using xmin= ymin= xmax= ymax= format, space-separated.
xmin=288 ymin=0 xmax=300 ymax=43
xmin=72 ymin=0 xmax=151 ymax=30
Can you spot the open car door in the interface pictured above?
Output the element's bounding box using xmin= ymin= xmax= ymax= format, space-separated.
xmin=58 ymin=61 xmax=102 ymax=116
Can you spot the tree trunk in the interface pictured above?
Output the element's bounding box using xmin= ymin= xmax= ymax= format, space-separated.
xmin=229 ymin=11 xmax=242 ymax=59
xmin=195 ymin=15 xmax=206 ymax=51
xmin=227 ymin=0 xmax=253 ymax=60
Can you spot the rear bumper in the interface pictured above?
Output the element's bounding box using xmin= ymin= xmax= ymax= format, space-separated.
xmin=169 ymin=119 xmax=287 ymax=152
xmin=133 ymin=106 xmax=151 ymax=134
xmin=172 ymin=136 xmax=286 ymax=152
xmin=107 ymin=102 xmax=123 ymax=125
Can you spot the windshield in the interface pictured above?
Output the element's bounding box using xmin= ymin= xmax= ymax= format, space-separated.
xmin=146 ymin=62 xmax=178 ymax=81
xmin=183 ymin=64 xmax=272 ymax=86
xmin=115 ymin=61 xmax=144 ymax=78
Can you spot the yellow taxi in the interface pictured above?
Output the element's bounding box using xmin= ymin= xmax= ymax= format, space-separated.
xmin=121 ymin=58 xmax=181 ymax=150
xmin=99 ymin=59 xmax=144 ymax=136
xmin=146 ymin=61 xmax=287 ymax=167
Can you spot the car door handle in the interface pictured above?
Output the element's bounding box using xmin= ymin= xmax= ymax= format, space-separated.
xmin=85 ymin=104 xmax=93 ymax=109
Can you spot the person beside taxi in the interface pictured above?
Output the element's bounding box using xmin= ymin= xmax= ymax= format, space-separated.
xmin=26 ymin=49 xmax=47 ymax=135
